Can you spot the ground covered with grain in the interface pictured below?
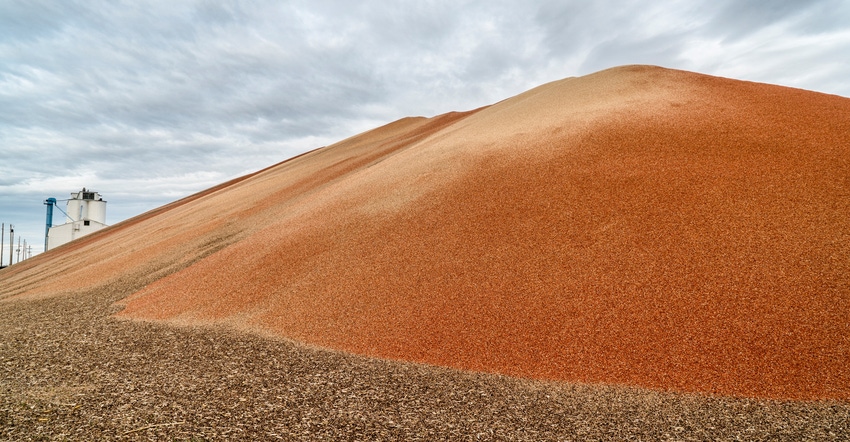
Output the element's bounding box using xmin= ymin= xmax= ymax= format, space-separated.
xmin=1 ymin=286 xmax=848 ymax=441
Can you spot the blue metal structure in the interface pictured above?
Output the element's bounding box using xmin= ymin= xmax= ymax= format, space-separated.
xmin=44 ymin=197 xmax=56 ymax=252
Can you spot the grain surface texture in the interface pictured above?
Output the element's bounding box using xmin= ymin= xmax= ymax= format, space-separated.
xmin=1 ymin=66 xmax=848 ymax=438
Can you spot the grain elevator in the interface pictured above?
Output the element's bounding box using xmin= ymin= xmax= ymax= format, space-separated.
xmin=45 ymin=188 xmax=108 ymax=251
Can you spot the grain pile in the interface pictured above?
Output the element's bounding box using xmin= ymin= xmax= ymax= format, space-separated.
xmin=2 ymin=66 xmax=849 ymax=417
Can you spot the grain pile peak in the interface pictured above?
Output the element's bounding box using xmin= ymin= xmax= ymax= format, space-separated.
xmin=2 ymin=65 xmax=848 ymax=401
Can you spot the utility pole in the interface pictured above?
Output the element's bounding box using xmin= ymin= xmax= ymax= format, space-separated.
xmin=8 ymin=225 xmax=13 ymax=266
xmin=16 ymin=237 xmax=21 ymax=264
xmin=1 ymin=222 xmax=4 ymax=267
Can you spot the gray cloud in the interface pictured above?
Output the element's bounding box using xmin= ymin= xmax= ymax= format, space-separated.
xmin=1 ymin=0 xmax=848 ymax=257
xmin=708 ymin=0 xmax=836 ymax=40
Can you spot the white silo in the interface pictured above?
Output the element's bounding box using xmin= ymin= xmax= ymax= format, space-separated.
xmin=64 ymin=188 xmax=107 ymax=224
xmin=46 ymin=188 xmax=108 ymax=251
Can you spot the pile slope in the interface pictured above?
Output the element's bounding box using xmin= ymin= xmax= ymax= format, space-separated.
xmin=2 ymin=65 xmax=848 ymax=401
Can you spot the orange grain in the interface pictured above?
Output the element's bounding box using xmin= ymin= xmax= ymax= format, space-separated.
xmin=3 ymin=65 xmax=848 ymax=401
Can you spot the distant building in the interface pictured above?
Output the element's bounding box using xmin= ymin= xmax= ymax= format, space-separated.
xmin=46 ymin=188 xmax=107 ymax=250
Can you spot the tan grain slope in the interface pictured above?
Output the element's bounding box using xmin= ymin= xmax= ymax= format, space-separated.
xmin=4 ymin=65 xmax=849 ymax=401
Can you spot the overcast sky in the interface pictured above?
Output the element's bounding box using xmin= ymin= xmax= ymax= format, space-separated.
xmin=1 ymin=0 xmax=848 ymax=260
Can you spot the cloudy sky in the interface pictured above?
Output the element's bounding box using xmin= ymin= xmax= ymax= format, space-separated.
xmin=1 ymin=0 xmax=848 ymax=260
